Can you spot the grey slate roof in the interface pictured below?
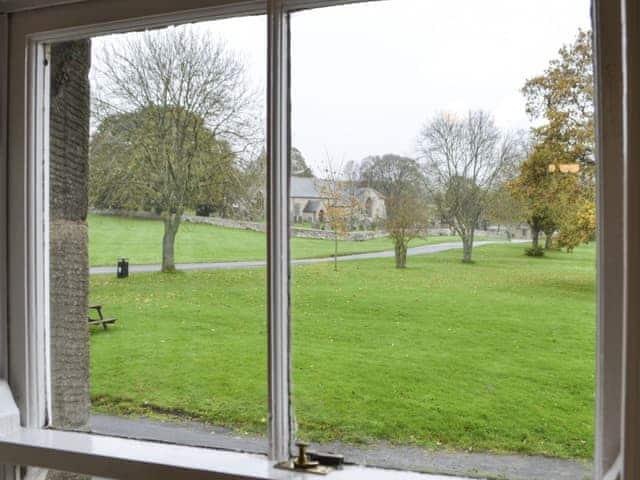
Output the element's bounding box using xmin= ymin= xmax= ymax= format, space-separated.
xmin=291 ymin=176 xmax=321 ymax=198
xmin=290 ymin=176 xmax=384 ymax=203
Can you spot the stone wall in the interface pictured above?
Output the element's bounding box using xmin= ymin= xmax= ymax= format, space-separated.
xmin=183 ymin=213 xmax=266 ymax=232
xmin=90 ymin=209 xmax=529 ymax=242
xmin=91 ymin=209 xmax=390 ymax=241
xmin=184 ymin=214 xmax=390 ymax=241
xmin=48 ymin=40 xmax=91 ymax=480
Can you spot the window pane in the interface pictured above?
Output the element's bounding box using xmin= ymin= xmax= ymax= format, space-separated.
xmin=48 ymin=15 xmax=269 ymax=453
xmin=290 ymin=1 xmax=595 ymax=478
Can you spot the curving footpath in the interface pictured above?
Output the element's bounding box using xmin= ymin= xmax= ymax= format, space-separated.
xmin=90 ymin=240 xmax=527 ymax=275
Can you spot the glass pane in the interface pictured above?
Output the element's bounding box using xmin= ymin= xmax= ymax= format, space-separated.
xmin=48 ymin=15 xmax=269 ymax=453
xmin=290 ymin=1 xmax=595 ymax=478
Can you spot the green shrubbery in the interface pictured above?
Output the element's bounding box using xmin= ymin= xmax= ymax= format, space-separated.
xmin=525 ymin=245 xmax=545 ymax=257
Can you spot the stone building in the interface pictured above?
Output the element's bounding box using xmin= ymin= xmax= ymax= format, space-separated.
xmin=289 ymin=176 xmax=386 ymax=225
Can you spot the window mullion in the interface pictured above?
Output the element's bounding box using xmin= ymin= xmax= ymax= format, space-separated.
xmin=266 ymin=0 xmax=292 ymax=463
xmin=593 ymin=0 xmax=624 ymax=477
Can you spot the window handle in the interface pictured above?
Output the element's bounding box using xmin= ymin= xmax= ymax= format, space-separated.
xmin=274 ymin=440 xmax=343 ymax=475
xmin=293 ymin=441 xmax=319 ymax=470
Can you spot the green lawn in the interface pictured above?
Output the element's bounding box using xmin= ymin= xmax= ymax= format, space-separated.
xmin=88 ymin=214 xmax=481 ymax=266
xmin=90 ymin=243 xmax=595 ymax=458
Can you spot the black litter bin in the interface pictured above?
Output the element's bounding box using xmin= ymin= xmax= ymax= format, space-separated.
xmin=117 ymin=258 xmax=129 ymax=279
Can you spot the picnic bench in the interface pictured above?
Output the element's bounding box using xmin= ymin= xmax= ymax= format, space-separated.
xmin=88 ymin=304 xmax=117 ymax=330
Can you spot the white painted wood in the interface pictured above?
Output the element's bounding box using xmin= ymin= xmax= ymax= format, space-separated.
xmin=0 ymin=382 xmax=20 ymax=436
xmin=622 ymin=0 xmax=640 ymax=477
xmin=0 ymin=382 xmax=19 ymax=480
xmin=0 ymin=381 xmax=21 ymax=480
xmin=0 ymin=428 xmax=464 ymax=480
xmin=267 ymin=0 xmax=292 ymax=463
xmin=25 ymin=40 xmax=48 ymax=430
xmin=593 ymin=0 xmax=624 ymax=478
xmin=6 ymin=33 xmax=49 ymax=432
xmin=40 ymin=44 xmax=51 ymax=428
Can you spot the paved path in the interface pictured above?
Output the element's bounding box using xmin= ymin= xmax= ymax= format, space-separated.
xmin=90 ymin=414 xmax=591 ymax=480
xmin=90 ymin=240 xmax=526 ymax=275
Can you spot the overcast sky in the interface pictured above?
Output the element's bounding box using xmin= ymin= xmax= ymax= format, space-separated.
xmin=92 ymin=0 xmax=591 ymax=175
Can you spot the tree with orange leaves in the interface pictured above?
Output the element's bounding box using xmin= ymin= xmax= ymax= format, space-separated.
xmin=512 ymin=29 xmax=595 ymax=253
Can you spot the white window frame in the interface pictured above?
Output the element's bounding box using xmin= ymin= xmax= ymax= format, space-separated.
xmin=0 ymin=0 xmax=635 ymax=478
xmin=592 ymin=0 xmax=623 ymax=478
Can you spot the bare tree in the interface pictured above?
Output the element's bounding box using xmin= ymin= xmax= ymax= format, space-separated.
xmin=418 ymin=111 xmax=517 ymax=263
xmin=318 ymin=158 xmax=359 ymax=272
xmin=91 ymin=27 xmax=260 ymax=272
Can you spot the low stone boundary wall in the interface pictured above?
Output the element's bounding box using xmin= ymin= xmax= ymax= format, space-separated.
xmin=91 ymin=208 xmax=161 ymax=220
xmin=183 ymin=214 xmax=266 ymax=232
xmin=292 ymin=228 xmax=388 ymax=241
xmin=90 ymin=209 xmax=521 ymax=241
xmin=184 ymin=214 xmax=391 ymax=241
xmin=90 ymin=209 xmax=388 ymax=241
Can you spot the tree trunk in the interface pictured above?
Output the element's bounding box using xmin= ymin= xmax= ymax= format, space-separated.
xmin=334 ymin=232 xmax=338 ymax=272
xmin=462 ymin=235 xmax=473 ymax=263
xmin=532 ymin=227 xmax=541 ymax=249
xmin=394 ymin=240 xmax=407 ymax=268
xmin=162 ymin=213 xmax=181 ymax=272
xmin=544 ymin=230 xmax=554 ymax=249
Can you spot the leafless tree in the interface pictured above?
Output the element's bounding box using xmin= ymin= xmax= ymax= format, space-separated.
xmin=91 ymin=26 xmax=261 ymax=272
xmin=318 ymin=157 xmax=359 ymax=272
xmin=418 ymin=110 xmax=518 ymax=263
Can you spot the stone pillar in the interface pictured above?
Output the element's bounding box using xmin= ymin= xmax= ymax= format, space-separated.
xmin=48 ymin=39 xmax=91 ymax=438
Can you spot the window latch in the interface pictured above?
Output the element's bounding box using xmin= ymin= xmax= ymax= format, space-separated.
xmin=275 ymin=441 xmax=343 ymax=475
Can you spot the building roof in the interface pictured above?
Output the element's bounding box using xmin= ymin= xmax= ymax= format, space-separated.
xmin=290 ymin=176 xmax=320 ymax=198
xmin=290 ymin=175 xmax=384 ymax=202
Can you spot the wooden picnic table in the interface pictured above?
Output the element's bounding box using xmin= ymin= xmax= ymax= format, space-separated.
xmin=88 ymin=304 xmax=117 ymax=330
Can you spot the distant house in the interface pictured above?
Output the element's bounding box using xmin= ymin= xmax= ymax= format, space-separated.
xmin=289 ymin=176 xmax=386 ymax=225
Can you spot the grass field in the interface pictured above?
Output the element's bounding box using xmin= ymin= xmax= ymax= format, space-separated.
xmin=88 ymin=214 xmax=480 ymax=266
xmin=90 ymin=242 xmax=595 ymax=459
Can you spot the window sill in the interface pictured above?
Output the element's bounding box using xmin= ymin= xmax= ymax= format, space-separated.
xmin=0 ymin=427 xmax=472 ymax=480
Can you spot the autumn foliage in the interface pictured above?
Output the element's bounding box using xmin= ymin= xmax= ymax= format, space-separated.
xmin=510 ymin=29 xmax=596 ymax=254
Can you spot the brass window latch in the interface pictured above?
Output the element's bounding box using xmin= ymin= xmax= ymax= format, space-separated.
xmin=275 ymin=441 xmax=344 ymax=475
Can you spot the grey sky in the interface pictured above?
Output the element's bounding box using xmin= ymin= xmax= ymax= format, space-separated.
xmin=92 ymin=0 xmax=591 ymax=175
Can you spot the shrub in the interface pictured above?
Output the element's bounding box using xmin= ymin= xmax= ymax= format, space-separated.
xmin=525 ymin=246 xmax=545 ymax=257
xmin=195 ymin=204 xmax=213 ymax=217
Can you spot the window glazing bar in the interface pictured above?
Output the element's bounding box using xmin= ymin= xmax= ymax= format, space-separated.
xmin=266 ymin=0 xmax=292 ymax=463
xmin=593 ymin=0 xmax=623 ymax=477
